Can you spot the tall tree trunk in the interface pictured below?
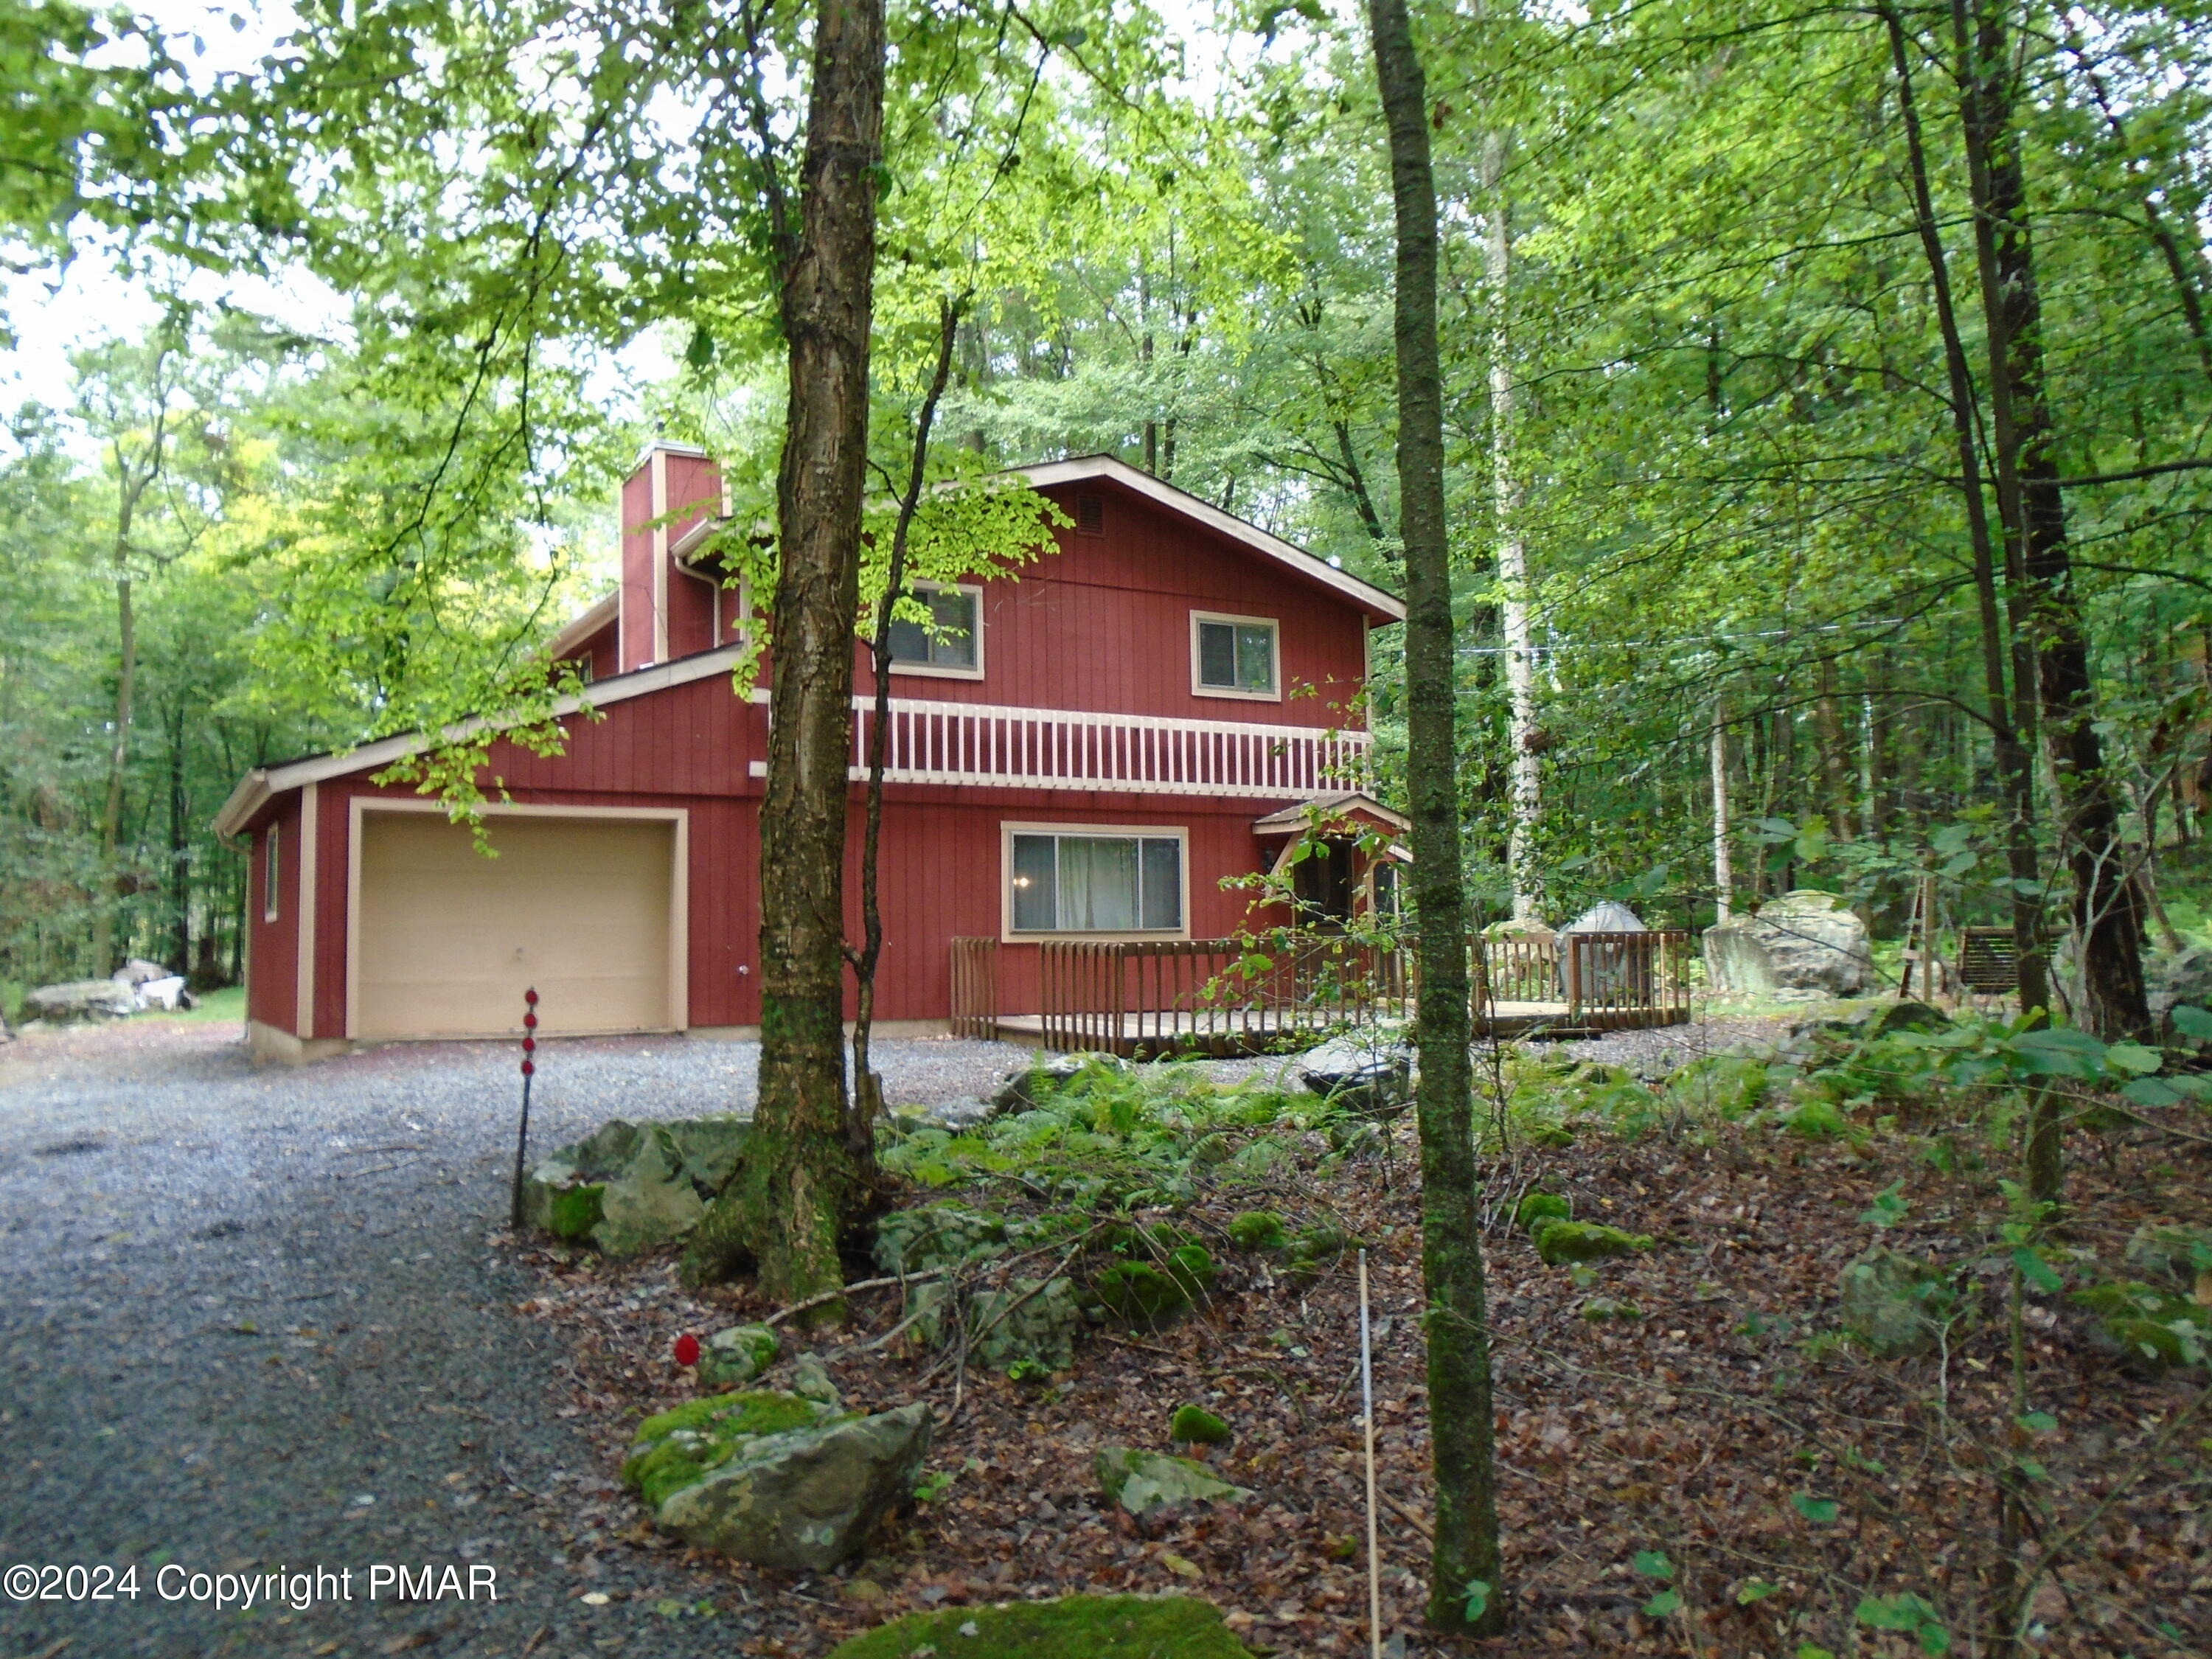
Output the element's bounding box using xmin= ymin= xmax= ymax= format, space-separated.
xmin=1881 ymin=4 xmax=2048 ymax=1032
xmin=1711 ymin=696 xmax=1734 ymax=924
xmin=1366 ymin=0 xmax=1505 ymax=1633
xmin=691 ymin=0 xmax=887 ymax=1309
xmin=92 ymin=568 xmax=134 ymax=978
xmin=1481 ymin=131 xmax=1542 ymax=925
xmin=1815 ymin=655 xmax=1853 ymax=840
xmin=1953 ymin=0 xmax=2149 ymax=1046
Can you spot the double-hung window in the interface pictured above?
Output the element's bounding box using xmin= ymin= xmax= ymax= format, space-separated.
xmin=888 ymin=582 xmax=984 ymax=678
xmin=1006 ymin=827 xmax=1185 ymax=936
xmin=1192 ymin=611 xmax=1279 ymax=699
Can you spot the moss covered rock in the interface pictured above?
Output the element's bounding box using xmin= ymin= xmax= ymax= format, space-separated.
xmin=825 ymin=1594 xmax=1253 ymax=1658
xmin=1531 ymin=1220 xmax=1654 ymax=1265
xmin=874 ymin=1204 xmax=1009 ymax=1276
xmin=1169 ymin=1404 xmax=1231 ymax=1446
xmin=1094 ymin=1447 xmax=1252 ymax=1520
xmin=971 ymin=1277 xmax=1083 ymax=1371
xmin=522 ymin=1116 xmax=748 ymax=1257
xmin=1516 ymin=1192 xmax=1571 ymax=1232
xmin=1095 ymin=1246 xmax=1216 ymax=1326
xmin=1225 ymin=1210 xmax=1288 ymax=1252
xmin=697 ymin=1324 xmax=779 ymax=1390
xmin=622 ymin=1390 xmax=930 ymax=1570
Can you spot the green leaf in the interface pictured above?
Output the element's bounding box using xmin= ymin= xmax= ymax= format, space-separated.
xmin=1736 ymin=1579 xmax=1779 ymax=1604
xmin=1791 ymin=1492 xmax=1839 ymax=1523
xmin=1632 ymin=1550 xmax=1674 ymax=1579
xmin=2017 ymin=1411 xmax=2057 ymax=1433
xmin=1860 ymin=1183 xmax=1908 ymax=1228
xmin=2011 ymin=1245 xmax=2064 ymax=1294
xmin=2121 ymin=1077 xmax=2184 ymax=1107
xmin=1458 ymin=1578 xmax=1490 ymax=1621
xmin=1796 ymin=1647 xmax=1837 ymax=1659
xmin=1856 ymin=1592 xmax=1944 ymax=1634
xmin=2104 ymin=1041 xmax=2164 ymax=1077
xmin=684 ymin=327 xmax=715 ymax=368
xmin=1642 ymin=1589 xmax=1683 ymax=1618
xmin=2171 ymin=1005 xmax=2212 ymax=1040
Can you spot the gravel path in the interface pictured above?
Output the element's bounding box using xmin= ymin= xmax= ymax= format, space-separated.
xmin=0 ymin=1022 xmax=1034 ymax=1659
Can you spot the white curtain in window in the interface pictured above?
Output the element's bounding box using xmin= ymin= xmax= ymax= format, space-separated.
xmin=1057 ymin=835 xmax=1139 ymax=931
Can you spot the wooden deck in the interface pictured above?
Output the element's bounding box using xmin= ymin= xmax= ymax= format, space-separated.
xmin=992 ymin=999 xmax=1688 ymax=1053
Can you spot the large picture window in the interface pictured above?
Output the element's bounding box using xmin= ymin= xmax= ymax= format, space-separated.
xmin=888 ymin=583 xmax=984 ymax=678
xmin=1191 ymin=611 xmax=1279 ymax=699
xmin=1006 ymin=828 xmax=1184 ymax=935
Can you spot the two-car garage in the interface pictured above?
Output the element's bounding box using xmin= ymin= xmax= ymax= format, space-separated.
xmin=349 ymin=807 xmax=684 ymax=1040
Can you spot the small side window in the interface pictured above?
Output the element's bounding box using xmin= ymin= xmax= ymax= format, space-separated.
xmin=1192 ymin=612 xmax=1280 ymax=698
xmin=1074 ymin=495 xmax=1105 ymax=535
xmin=888 ymin=583 xmax=984 ymax=678
xmin=577 ymin=652 xmax=594 ymax=685
xmin=263 ymin=824 xmax=282 ymax=922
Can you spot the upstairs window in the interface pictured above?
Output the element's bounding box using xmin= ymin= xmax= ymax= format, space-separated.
xmin=888 ymin=582 xmax=984 ymax=678
xmin=1192 ymin=611 xmax=1280 ymax=700
xmin=263 ymin=824 xmax=282 ymax=922
xmin=1007 ymin=828 xmax=1184 ymax=935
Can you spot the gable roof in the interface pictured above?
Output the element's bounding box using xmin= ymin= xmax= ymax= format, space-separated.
xmin=1019 ymin=455 xmax=1404 ymax=623
xmin=1251 ymin=792 xmax=1411 ymax=835
xmin=209 ymin=643 xmax=751 ymax=841
xmin=658 ymin=452 xmax=1406 ymax=625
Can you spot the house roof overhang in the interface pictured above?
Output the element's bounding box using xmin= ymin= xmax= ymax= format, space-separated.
xmin=646 ymin=453 xmax=1408 ymax=624
xmin=545 ymin=593 xmax=617 ymax=660
xmin=1251 ymin=792 xmax=1412 ymax=838
xmin=1018 ymin=455 xmax=1405 ymax=625
xmin=209 ymin=642 xmax=753 ymax=842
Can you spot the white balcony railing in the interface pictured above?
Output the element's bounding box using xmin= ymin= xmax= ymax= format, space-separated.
xmin=748 ymin=692 xmax=1370 ymax=798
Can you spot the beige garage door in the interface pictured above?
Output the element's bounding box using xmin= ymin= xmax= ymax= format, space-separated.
xmin=354 ymin=812 xmax=678 ymax=1040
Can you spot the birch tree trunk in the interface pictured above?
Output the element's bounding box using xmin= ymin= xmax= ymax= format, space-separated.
xmin=1366 ymin=0 xmax=1506 ymax=1632
xmin=1711 ymin=698 xmax=1733 ymax=924
xmin=1481 ymin=131 xmax=1542 ymax=925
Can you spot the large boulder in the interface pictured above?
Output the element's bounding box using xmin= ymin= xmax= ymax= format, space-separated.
xmin=2149 ymin=946 xmax=2212 ymax=1048
xmin=624 ymin=1390 xmax=931 ymax=1569
xmin=521 ymin=1116 xmax=748 ymax=1257
xmin=1704 ymin=891 xmax=1872 ymax=995
xmin=1296 ymin=1031 xmax=1413 ymax=1113
xmin=1093 ymin=1446 xmax=1252 ymax=1523
xmin=19 ymin=979 xmax=140 ymax=1023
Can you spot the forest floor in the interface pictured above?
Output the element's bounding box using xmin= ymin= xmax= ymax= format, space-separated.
xmin=518 ymin=1025 xmax=2212 ymax=1659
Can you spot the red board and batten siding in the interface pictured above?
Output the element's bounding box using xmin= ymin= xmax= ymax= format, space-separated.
xmin=245 ymin=791 xmax=302 ymax=1033
xmin=850 ymin=479 xmax=1371 ymax=728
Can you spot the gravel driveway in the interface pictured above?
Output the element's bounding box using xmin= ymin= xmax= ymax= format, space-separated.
xmin=0 ymin=1022 xmax=1032 ymax=1659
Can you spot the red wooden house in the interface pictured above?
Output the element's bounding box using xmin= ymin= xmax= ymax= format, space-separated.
xmin=214 ymin=448 xmax=1405 ymax=1061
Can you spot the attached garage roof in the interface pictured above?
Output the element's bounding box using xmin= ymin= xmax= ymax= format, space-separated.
xmin=209 ymin=642 xmax=751 ymax=841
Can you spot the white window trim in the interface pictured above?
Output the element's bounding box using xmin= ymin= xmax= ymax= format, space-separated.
xmin=999 ymin=821 xmax=1191 ymax=943
xmin=1190 ymin=609 xmax=1282 ymax=703
xmin=263 ymin=824 xmax=282 ymax=922
xmin=888 ymin=581 xmax=987 ymax=681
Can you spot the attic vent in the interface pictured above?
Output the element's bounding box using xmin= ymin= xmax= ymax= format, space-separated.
xmin=1074 ymin=495 xmax=1105 ymax=536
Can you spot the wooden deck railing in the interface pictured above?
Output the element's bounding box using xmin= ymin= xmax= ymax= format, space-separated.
xmin=949 ymin=936 xmax=999 ymax=1040
xmin=958 ymin=928 xmax=1691 ymax=1056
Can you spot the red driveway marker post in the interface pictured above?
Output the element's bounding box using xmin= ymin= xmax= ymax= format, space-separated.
xmin=509 ymin=988 xmax=540 ymax=1231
